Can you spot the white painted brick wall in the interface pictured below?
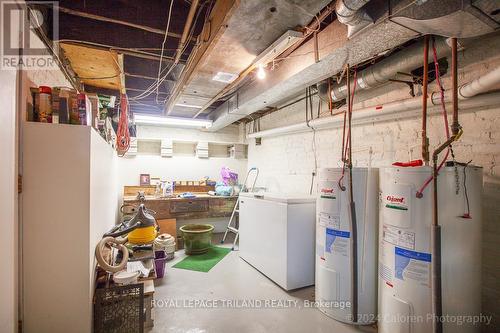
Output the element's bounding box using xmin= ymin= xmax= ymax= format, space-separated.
xmin=246 ymin=46 xmax=500 ymax=332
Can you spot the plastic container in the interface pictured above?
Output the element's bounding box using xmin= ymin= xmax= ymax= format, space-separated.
xmin=38 ymin=86 xmax=52 ymax=123
xmin=154 ymin=250 xmax=167 ymax=278
xmin=154 ymin=233 xmax=176 ymax=260
xmin=180 ymin=224 xmax=214 ymax=255
xmin=113 ymin=270 xmax=140 ymax=285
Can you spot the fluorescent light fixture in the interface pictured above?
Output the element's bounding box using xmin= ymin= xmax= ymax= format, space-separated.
xmin=174 ymin=103 xmax=202 ymax=109
xmin=256 ymin=64 xmax=266 ymax=80
xmin=253 ymin=30 xmax=303 ymax=67
xmin=134 ymin=114 xmax=212 ymax=128
xmin=212 ymin=71 xmax=239 ymax=83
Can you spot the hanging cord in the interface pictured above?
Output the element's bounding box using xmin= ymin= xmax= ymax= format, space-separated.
xmin=305 ymin=86 xmax=318 ymax=194
xmin=462 ymin=160 xmax=472 ymax=218
xmin=116 ymin=94 xmax=131 ymax=156
xmin=416 ymin=38 xmax=451 ymax=198
xmin=309 ymin=86 xmax=314 ymax=120
xmin=338 ymin=67 xmax=358 ymax=190
xmin=328 ymin=79 xmax=333 ymax=115
xmin=305 ymin=87 xmax=310 ymax=124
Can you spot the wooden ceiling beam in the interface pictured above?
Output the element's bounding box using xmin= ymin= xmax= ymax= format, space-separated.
xmin=56 ymin=6 xmax=196 ymax=42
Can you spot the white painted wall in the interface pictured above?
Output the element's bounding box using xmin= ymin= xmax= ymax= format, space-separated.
xmin=22 ymin=124 xmax=117 ymax=333
xmin=89 ymin=130 xmax=118 ymax=318
xmin=117 ymin=124 xmax=248 ymax=231
xmin=246 ymin=41 xmax=500 ymax=332
xmin=0 ymin=61 xmax=19 ymax=333
xmin=118 ymin=124 xmax=248 ymax=195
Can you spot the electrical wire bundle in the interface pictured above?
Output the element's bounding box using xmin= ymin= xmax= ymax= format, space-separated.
xmin=116 ymin=94 xmax=131 ymax=156
xmin=131 ymin=0 xmax=214 ymax=105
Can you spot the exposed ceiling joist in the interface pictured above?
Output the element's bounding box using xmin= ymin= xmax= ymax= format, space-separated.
xmin=56 ymin=5 xmax=196 ymax=42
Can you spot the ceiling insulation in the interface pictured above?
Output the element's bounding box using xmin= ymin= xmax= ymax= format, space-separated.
xmin=165 ymin=0 xmax=332 ymax=118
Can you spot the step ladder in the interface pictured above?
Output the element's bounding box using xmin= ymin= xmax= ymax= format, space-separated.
xmin=221 ymin=167 xmax=259 ymax=250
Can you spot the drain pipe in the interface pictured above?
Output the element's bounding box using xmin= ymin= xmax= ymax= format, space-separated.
xmin=422 ymin=35 xmax=430 ymax=165
xmin=458 ymin=63 xmax=500 ymax=99
xmin=431 ymin=37 xmax=461 ymax=333
xmin=336 ymin=0 xmax=372 ymax=37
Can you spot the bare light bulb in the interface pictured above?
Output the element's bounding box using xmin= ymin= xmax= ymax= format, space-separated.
xmin=257 ymin=64 xmax=266 ymax=80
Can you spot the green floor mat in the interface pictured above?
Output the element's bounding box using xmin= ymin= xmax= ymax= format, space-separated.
xmin=173 ymin=246 xmax=231 ymax=272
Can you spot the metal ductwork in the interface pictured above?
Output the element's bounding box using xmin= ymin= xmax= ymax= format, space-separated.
xmin=247 ymin=52 xmax=500 ymax=139
xmin=248 ymin=58 xmax=500 ymax=138
xmin=247 ymin=91 xmax=500 ymax=139
xmin=321 ymin=37 xmax=452 ymax=102
xmin=336 ymin=0 xmax=372 ymax=37
xmin=208 ymin=0 xmax=500 ymax=132
xmin=389 ymin=0 xmax=500 ymax=38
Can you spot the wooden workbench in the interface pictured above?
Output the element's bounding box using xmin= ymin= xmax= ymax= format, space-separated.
xmin=123 ymin=194 xmax=237 ymax=220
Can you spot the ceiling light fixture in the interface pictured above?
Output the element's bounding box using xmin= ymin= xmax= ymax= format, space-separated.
xmin=253 ymin=30 xmax=303 ymax=67
xmin=134 ymin=114 xmax=212 ymax=128
xmin=174 ymin=103 xmax=202 ymax=109
xmin=256 ymin=64 xmax=266 ymax=80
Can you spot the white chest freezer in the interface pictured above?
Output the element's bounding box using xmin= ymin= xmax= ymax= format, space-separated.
xmin=238 ymin=192 xmax=316 ymax=290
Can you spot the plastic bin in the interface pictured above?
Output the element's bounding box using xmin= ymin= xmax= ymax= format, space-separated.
xmin=154 ymin=250 xmax=167 ymax=278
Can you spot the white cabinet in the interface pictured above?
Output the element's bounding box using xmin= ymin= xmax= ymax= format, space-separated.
xmin=239 ymin=192 xmax=316 ymax=290
xmin=22 ymin=123 xmax=118 ymax=333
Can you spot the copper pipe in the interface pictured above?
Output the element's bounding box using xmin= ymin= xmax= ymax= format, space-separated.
xmin=314 ymin=32 xmax=319 ymax=63
xmin=451 ymin=37 xmax=460 ymax=135
xmin=422 ymin=35 xmax=430 ymax=164
xmin=430 ymin=44 xmax=464 ymax=329
xmin=346 ymin=64 xmax=358 ymax=324
xmin=174 ymin=0 xmax=200 ymax=64
xmin=279 ymin=2 xmax=336 ymax=60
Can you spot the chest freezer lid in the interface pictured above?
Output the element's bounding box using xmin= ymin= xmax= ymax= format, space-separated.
xmin=239 ymin=192 xmax=316 ymax=204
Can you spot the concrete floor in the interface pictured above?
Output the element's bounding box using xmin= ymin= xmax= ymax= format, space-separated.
xmin=150 ymin=234 xmax=376 ymax=333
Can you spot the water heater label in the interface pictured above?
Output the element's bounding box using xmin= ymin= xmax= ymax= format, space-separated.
xmin=384 ymin=194 xmax=408 ymax=211
xmin=320 ymin=187 xmax=337 ymax=199
xmin=326 ymin=228 xmax=350 ymax=257
xmin=383 ymin=225 xmax=415 ymax=250
xmin=395 ymin=247 xmax=431 ymax=286
xmin=319 ymin=213 xmax=340 ymax=229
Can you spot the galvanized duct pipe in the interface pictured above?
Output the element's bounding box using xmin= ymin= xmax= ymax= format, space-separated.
xmin=247 ymin=63 xmax=500 ymax=139
xmin=247 ymin=91 xmax=500 ymax=139
xmin=335 ymin=0 xmax=372 ymax=37
xmin=324 ymin=37 xmax=452 ymax=101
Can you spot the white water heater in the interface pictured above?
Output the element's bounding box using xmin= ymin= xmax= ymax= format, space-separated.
xmin=316 ymin=167 xmax=378 ymax=324
xmin=379 ymin=164 xmax=482 ymax=333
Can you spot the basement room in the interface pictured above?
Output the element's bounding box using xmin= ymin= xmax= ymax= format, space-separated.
xmin=2 ymin=0 xmax=500 ymax=332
